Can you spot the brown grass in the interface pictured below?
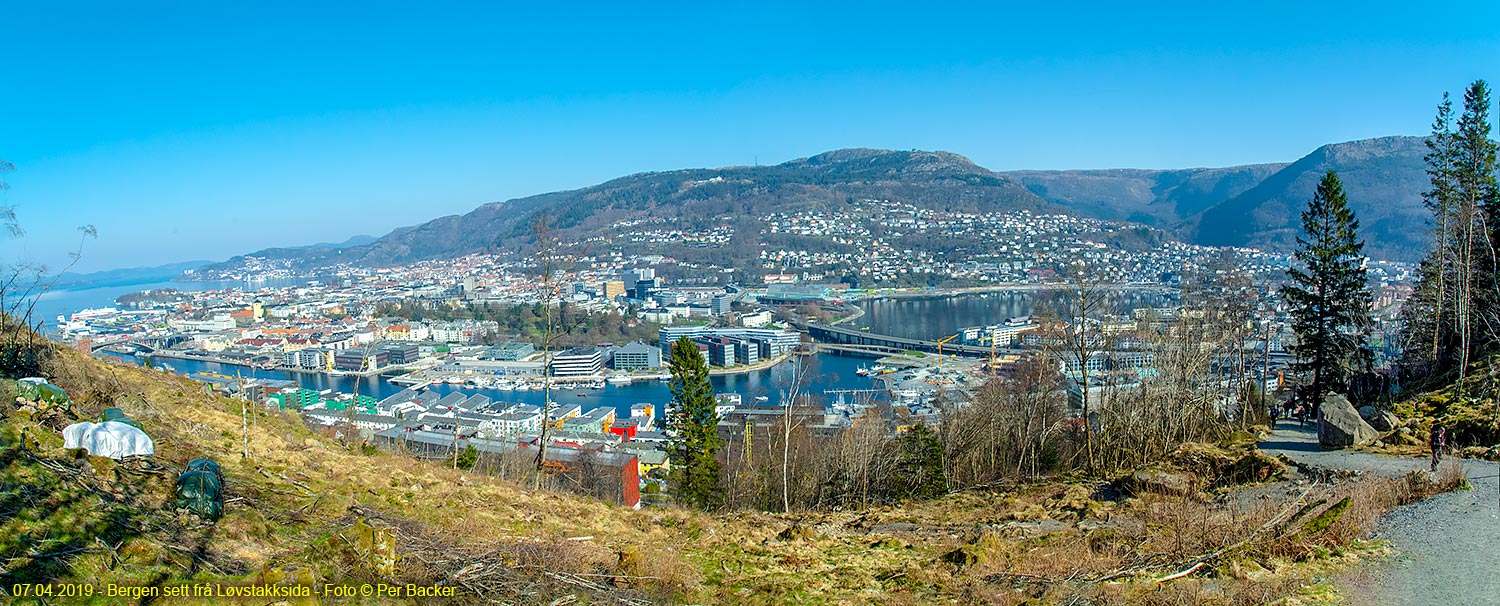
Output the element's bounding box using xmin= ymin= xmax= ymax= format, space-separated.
xmin=1 ymin=346 xmax=1474 ymax=605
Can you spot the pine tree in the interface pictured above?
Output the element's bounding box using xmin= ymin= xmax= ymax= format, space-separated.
xmin=1283 ymin=171 xmax=1373 ymax=406
xmin=666 ymin=336 xmax=724 ymax=509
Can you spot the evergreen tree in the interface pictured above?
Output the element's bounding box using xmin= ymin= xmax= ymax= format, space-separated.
xmin=666 ymin=336 xmax=724 ymax=509
xmin=888 ymin=424 xmax=947 ymax=501
xmin=1283 ymin=171 xmax=1373 ymax=405
xmin=1406 ymin=93 xmax=1458 ymax=372
xmin=455 ymin=444 xmax=478 ymax=470
xmin=1453 ymin=80 xmax=1499 ymax=383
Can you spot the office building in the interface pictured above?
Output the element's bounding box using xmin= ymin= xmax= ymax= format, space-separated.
xmin=611 ymin=341 xmax=661 ymax=370
xmin=710 ymin=294 xmax=733 ymax=316
xmin=551 ymin=347 xmax=605 ymax=377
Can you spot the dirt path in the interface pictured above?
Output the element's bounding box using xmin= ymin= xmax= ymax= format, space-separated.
xmin=1259 ymin=422 xmax=1500 ymax=605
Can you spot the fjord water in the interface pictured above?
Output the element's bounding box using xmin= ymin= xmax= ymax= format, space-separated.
xmin=851 ymin=289 xmax=1173 ymax=340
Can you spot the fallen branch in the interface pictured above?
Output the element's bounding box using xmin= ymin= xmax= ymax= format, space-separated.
xmin=1152 ymin=561 xmax=1206 ymax=583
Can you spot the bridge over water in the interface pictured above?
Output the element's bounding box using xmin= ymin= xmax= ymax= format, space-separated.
xmin=89 ymin=334 xmax=188 ymax=354
xmin=806 ymin=323 xmax=1025 ymax=358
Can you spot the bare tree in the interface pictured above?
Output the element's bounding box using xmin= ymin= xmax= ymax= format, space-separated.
xmin=527 ymin=215 xmax=591 ymax=486
xmin=1042 ymin=260 xmax=1116 ymax=473
xmin=778 ymin=344 xmax=816 ymax=512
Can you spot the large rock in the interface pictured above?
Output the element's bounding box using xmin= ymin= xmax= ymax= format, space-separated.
xmin=1357 ymin=405 xmax=1398 ymax=431
xmin=1122 ymin=468 xmax=1196 ymax=496
xmin=1318 ymin=394 xmax=1379 ymax=448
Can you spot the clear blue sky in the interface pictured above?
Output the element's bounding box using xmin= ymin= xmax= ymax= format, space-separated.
xmin=2 ymin=1 xmax=1497 ymax=273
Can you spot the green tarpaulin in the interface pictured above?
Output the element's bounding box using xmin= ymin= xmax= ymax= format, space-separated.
xmin=174 ymin=458 xmax=224 ymax=521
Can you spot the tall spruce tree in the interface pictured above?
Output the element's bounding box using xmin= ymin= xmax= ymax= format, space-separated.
xmin=1453 ymin=80 xmax=1499 ymax=383
xmin=666 ymin=336 xmax=724 ymax=509
xmin=1411 ymin=93 xmax=1458 ymax=370
xmin=1283 ymin=171 xmax=1373 ymax=406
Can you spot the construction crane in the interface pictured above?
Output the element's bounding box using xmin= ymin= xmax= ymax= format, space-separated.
xmin=743 ymin=419 xmax=754 ymax=468
xmin=936 ymin=334 xmax=958 ymax=371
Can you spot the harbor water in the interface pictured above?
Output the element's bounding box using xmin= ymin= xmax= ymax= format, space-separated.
xmin=103 ymin=351 xmax=884 ymax=419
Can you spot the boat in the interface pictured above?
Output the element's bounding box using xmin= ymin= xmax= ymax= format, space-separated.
xmin=607 ymin=374 xmax=632 ymax=385
xmin=446 ymin=376 xmax=464 ymax=384
xmin=754 ymin=395 xmax=769 ymax=403
xmin=589 ymin=380 xmax=605 ymax=389
xmin=576 ymin=392 xmax=588 ymax=397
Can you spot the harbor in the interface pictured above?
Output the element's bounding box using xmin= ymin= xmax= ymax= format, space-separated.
xmin=101 ymin=349 xmax=892 ymax=419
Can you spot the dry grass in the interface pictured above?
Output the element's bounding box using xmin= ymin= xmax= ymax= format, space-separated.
xmin=0 ymin=347 xmax=1473 ymax=604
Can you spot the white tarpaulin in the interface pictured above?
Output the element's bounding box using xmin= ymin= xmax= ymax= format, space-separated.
xmin=62 ymin=421 xmax=155 ymax=459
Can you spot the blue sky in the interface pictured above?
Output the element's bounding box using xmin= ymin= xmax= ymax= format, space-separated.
xmin=2 ymin=1 xmax=1497 ymax=273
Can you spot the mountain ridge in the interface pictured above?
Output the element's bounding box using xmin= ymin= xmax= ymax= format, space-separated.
xmin=199 ymin=138 xmax=1433 ymax=274
xmin=1186 ymin=135 xmax=1429 ymax=260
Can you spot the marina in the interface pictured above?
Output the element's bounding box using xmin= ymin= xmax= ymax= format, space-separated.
xmin=100 ymin=349 xmax=893 ymax=420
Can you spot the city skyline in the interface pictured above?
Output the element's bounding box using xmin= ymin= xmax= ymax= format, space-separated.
xmin=3 ymin=1 xmax=1498 ymax=273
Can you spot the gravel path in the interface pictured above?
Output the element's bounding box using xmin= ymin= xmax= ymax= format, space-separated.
xmin=1260 ymin=421 xmax=1500 ymax=605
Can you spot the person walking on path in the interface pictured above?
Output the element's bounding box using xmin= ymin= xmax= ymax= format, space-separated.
xmin=1429 ymin=424 xmax=1448 ymax=472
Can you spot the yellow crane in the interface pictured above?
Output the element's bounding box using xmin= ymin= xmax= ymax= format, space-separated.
xmin=936 ymin=334 xmax=958 ymax=371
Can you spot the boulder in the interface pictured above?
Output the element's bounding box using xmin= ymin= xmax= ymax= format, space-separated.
xmin=1370 ymin=410 xmax=1398 ymax=432
xmin=1318 ymin=394 xmax=1380 ymax=449
xmin=777 ymin=523 xmax=818 ymax=542
xmin=1123 ymin=468 xmax=1196 ymax=496
xmin=1355 ymin=406 xmax=1399 ymax=432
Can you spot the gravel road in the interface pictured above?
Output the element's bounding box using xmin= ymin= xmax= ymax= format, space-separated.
xmin=1260 ymin=422 xmax=1500 ymax=605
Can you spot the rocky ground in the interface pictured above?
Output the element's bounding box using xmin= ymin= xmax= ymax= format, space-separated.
xmin=1260 ymin=421 xmax=1500 ymax=605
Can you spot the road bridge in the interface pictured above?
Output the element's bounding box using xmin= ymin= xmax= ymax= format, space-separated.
xmin=807 ymin=324 xmax=1025 ymax=358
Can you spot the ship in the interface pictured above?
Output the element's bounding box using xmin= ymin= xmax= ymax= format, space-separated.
xmin=606 ymin=374 xmax=633 ymax=385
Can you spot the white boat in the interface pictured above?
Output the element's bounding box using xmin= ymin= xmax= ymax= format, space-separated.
xmin=589 ymin=380 xmax=605 ymax=389
xmin=607 ymin=374 xmax=633 ymax=385
xmin=754 ymin=395 xmax=769 ymax=403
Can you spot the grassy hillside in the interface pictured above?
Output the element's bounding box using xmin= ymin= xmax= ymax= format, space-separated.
xmin=2 ymin=346 xmax=694 ymax=604
xmin=0 ymin=345 xmax=1462 ymax=605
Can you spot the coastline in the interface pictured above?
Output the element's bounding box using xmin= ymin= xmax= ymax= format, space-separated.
xmin=147 ymin=350 xmax=393 ymax=378
xmin=706 ymin=351 xmax=797 ymax=376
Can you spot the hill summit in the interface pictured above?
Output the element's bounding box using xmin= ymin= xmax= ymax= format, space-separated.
xmin=201 ymin=137 xmax=1434 ymax=275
